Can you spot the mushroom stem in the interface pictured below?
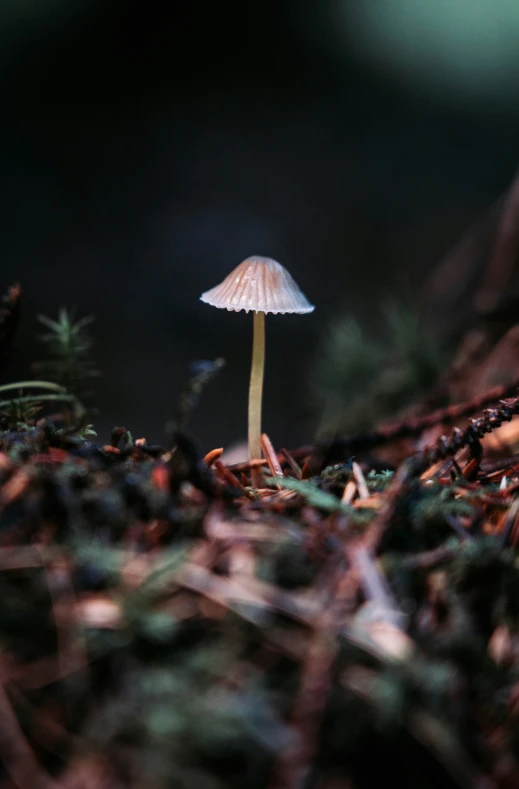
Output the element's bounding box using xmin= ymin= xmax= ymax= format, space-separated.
xmin=248 ymin=310 xmax=265 ymax=487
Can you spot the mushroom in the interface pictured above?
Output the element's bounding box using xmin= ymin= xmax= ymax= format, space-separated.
xmin=200 ymin=255 xmax=314 ymax=487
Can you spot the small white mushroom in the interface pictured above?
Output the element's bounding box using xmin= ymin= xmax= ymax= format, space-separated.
xmin=200 ymin=256 xmax=314 ymax=486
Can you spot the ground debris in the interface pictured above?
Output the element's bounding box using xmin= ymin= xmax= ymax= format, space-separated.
xmin=1 ymin=387 xmax=519 ymax=788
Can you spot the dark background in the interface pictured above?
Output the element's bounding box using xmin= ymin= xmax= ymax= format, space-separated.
xmin=1 ymin=0 xmax=519 ymax=453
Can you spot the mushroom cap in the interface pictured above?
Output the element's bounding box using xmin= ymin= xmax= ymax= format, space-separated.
xmin=200 ymin=255 xmax=315 ymax=314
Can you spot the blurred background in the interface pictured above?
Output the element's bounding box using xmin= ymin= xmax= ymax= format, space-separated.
xmin=2 ymin=0 xmax=519 ymax=452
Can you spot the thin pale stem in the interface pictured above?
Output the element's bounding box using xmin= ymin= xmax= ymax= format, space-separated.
xmin=248 ymin=311 xmax=265 ymax=487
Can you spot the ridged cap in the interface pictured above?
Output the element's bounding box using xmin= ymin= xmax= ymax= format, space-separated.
xmin=200 ymin=256 xmax=315 ymax=315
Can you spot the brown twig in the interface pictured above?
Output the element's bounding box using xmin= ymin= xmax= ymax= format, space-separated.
xmin=269 ymin=559 xmax=347 ymax=789
xmin=304 ymin=380 xmax=519 ymax=468
xmin=261 ymin=433 xmax=283 ymax=487
xmin=0 ymin=661 xmax=58 ymax=789
xmin=280 ymin=448 xmax=302 ymax=479
xmin=227 ymin=457 xmax=268 ymax=473
xmin=364 ymin=393 xmax=519 ymax=552
xmin=270 ymin=621 xmax=336 ymax=789
xmin=363 ymin=457 xmax=421 ymax=554
xmin=213 ymin=459 xmax=250 ymax=496
xmin=172 ymin=562 xmax=320 ymax=627
xmin=38 ymin=550 xmax=88 ymax=722
xmin=351 ymin=461 xmax=369 ymax=499
xmin=396 ymin=544 xmax=461 ymax=570
xmin=203 ymin=447 xmax=224 ymax=466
